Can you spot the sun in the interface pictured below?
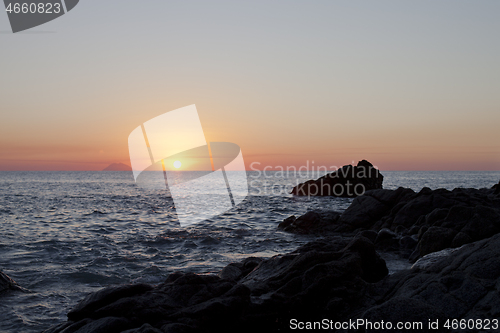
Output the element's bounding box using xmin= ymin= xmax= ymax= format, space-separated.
xmin=173 ymin=161 xmax=182 ymax=169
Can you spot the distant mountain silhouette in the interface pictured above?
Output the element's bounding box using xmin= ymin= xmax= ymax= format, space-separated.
xmin=102 ymin=163 xmax=132 ymax=171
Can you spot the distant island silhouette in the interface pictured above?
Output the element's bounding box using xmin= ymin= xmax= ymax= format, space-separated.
xmin=102 ymin=163 xmax=132 ymax=171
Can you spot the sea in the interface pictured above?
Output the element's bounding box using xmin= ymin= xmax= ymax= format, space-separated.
xmin=1 ymin=170 xmax=499 ymax=333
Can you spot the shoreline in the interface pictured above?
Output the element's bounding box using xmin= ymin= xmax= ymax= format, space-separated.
xmin=41 ymin=181 xmax=500 ymax=333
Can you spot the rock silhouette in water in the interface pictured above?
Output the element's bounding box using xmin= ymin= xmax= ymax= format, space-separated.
xmin=102 ymin=163 xmax=132 ymax=171
xmin=290 ymin=160 xmax=383 ymax=197
xmin=493 ymin=180 xmax=500 ymax=194
xmin=0 ymin=270 xmax=24 ymax=293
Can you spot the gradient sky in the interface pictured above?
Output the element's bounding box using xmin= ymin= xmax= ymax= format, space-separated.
xmin=1 ymin=1 xmax=499 ymax=171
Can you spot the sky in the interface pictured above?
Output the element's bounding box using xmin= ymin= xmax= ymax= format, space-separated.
xmin=1 ymin=0 xmax=499 ymax=171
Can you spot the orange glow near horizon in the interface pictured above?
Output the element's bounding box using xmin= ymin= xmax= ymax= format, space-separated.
xmin=1 ymin=89 xmax=499 ymax=172
xmin=0 ymin=120 xmax=499 ymax=172
xmin=1 ymin=148 xmax=498 ymax=172
xmin=1 ymin=2 xmax=499 ymax=172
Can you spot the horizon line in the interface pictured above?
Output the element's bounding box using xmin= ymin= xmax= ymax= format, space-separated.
xmin=1 ymin=169 xmax=499 ymax=172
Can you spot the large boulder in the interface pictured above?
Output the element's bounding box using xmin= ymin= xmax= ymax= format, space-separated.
xmin=290 ymin=160 xmax=383 ymax=197
xmin=417 ymin=226 xmax=458 ymax=257
xmin=337 ymin=187 xmax=415 ymax=230
xmin=67 ymin=284 xmax=155 ymax=322
xmin=357 ymin=233 xmax=500 ymax=331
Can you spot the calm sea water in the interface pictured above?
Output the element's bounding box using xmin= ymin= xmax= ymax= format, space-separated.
xmin=0 ymin=170 xmax=499 ymax=332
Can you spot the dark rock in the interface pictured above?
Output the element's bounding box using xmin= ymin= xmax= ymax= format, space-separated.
xmin=72 ymin=317 xmax=130 ymax=333
xmin=451 ymin=231 xmax=472 ymax=248
xmin=337 ymin=187 xmax=415 ymax=230
xmin=282 ymin=182 xmax=500 ymax=260
xmin=493 ymin=180 xmax=500 ymax=194
xmin=394 ymin=224 xmax=407 ymax=234
xmin=338 ymin=195 xmax=390 ymax=229
xmin=407 ymin=224 xmax=420 ymax=235
xmin=218 ymin=264 xmax=242 ymax=281
xmin=160 ymin=323 xmax=195 ymax=333
xmin=237 ymin=235 xmax=388 ymax=329
xmin=359 ymin=230 xmax=377 ymax=243
xmin=122 ymin=323 xmax=163 ymax=333
xmin=359 ymin=233 xmax=500 ymax=327
xmin=418 ymin=226 xmax=457 ymax=257
xmin=392 ymin=194 xmax=447 ymax=228
xmin=374 ymin=228 xmax=398 ymax=251
xmin=55 ymin=319 xmax=93 ymax=333
xmin=41 ymin=321 xmax=75 ymax=333
xmin=290 ymin=160 xmax=383 ymax=197
xmin=277 ymin=215 xmax=295 ymax=230
xmin=417 ymin=226 xmax=428 ymax=240
xmin=68 ymin=284 xmax=154 ymax=322
xmin=410 ymin=247 xmax=462 ymax=271
xmin=398 ymin=235 xmax=418 ymax=258
xmin=218 ymin=257 xmax=262 ymax=282
xmin=362 ymin=298 xmax=448 ymax=332
xmin=418 ymin=186 xmax=433 ymax=195
xmin=459 ymin=206 xmax=500 ymax=241
xmin=0 ymin=270 xmax=25 ymax=293
xmin=425 ymin=208 xmax=450 ymax=226
xmin=339 ymin=184 xmax=500 ymax=260
xmin=344 ymin=235 xmax=389 ymax=283
xmin=277 ymin=210 xmax=341 ymax=234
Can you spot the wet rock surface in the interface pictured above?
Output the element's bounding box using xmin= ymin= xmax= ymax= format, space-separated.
xmin=290 ymin=160 xmax=383 ymax=197
xmin=0 ymin=270 xmax=24 ymax=293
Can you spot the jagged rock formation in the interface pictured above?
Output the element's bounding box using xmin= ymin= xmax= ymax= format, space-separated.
xmin=282 ymin=185 xmax=500 ymax=261
xmin=290 ymin=160 xmax=383 ymax=197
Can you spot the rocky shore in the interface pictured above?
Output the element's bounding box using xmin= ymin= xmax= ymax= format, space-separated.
xmin=290 ymin=160 xmax=383 ymax=197
xmin=38 ymin=180 xmax=500 ymax=333
xmin=280 ymin=184 xmax=500 ymax=262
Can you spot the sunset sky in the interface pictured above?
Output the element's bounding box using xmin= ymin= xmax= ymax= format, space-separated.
xmin=1 ymin=1 xmax=499 ymax=171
